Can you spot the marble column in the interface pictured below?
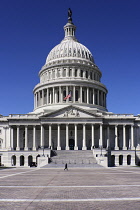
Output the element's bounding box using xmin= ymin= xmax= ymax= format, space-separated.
xmin=87 ymin=87 xmax=89 ymax=104
xmin=49 ymin=124 xmax=52 ymax=149
xmin=131 ymin=125 xmax=135 ymax=149
xmin=16 ymin=126 xmax=20 ymax=151
xmin=73 ymin=86 xmax=75 ymax=103
xmin=91 ymin=124 xmax=94 ymax=149
xmin=97 ymin=90 xmax=99 ymax=105
xmin=33 ymin=126 xmax=36 ymax=151
xmin=74 ymin=124 xmax=78 ymax=150
xmin=66 ymin=124 xmax=69 ymax=150
xmin=47 ymin=88 xmax=49 ymax=104
xmin=80 ymin=86 xmax=82 ymax=103
xmin=123 ymin=125 xmax=127 ymax=150
xmin=99 ymin=124 xmax=103 ymax=148
xmin=53 ymin=87 xmax=55 ymax=104
xmin=9 ymin=126 xmax=13 ymax=150
xmin=107 ymin=126 xmax=110 ymax=148
xmin=24 ymin=125 xmax=28 ymax=151
xmin=57 ymin=124 xmax=61 ymax=150
xmin=93 ymin=89 xmax=95 ymax=104
xmin=82 ymin=124 xmax=87 ymax=150
xmin=115 ymin=125 xmax=119 ymax=150
xmin=40 ymin=125 xmax=44 ymax=148
xmin=59 ymin=86 xmax=61 ymax=103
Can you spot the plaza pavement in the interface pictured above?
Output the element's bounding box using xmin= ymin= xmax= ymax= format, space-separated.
xmin=0 ymin=166 xmax=140 ymax=209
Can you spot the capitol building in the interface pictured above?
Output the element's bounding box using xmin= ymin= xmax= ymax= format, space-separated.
xmin=0 ymin=10 xmax=140 ymax=167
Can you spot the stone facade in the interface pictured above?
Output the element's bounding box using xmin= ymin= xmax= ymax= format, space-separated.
xmin=0 ymin=12 xmax=140 ymax=167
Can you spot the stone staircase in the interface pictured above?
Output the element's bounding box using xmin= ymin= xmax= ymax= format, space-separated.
xmin=42 ymin=150 xmax=102 ymax=168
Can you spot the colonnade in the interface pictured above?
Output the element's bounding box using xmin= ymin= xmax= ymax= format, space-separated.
xmin=34 ymin=86 xmax=106 ymax=109
xmin=9 ymin=124 xmax=135 ymax=151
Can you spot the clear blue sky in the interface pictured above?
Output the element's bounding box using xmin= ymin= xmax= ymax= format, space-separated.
xmin=0 ymin=0 xmax=140 ymax=116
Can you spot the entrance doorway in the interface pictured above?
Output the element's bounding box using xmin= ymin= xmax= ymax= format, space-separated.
xmin=69 ymin=139 xmax=75 ymax=150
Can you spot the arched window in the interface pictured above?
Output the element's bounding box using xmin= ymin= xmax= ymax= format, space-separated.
xmin=63 ymin=90 xmax=66 ymax=101
xmin=75 ymin=69 xmax=77 ymax=77
xmin=82 ymin=90 xmax=85 ymax=103
xmin=90 ymin=72 xmax=92 ymax=80
xmin=57 ymin=91 xmax=59 ymax=103
xmin=127 ymin=155 xmax=131 ymax=165
xmin=86 ymin=71 xmax=88 ymax=79
xmin=11 ymin=155 xmax=16 ymax=166
xmin=20 ymin=155 xmax=24 ymax=166
xmin=94 ymin=90 xmax=98 ymax=105
xmin=69 ymin=69 xmax=72 ymax=77
xmin=63 ymin=69 xmax=66 ymax=77
xmin=81 ymin=70 xmax=83 ymax=78
xmin=119 ymin=155 xmax=123 ymax=165
xmin=75 ymin=90 xmax=78 ymax=101
xmin=28 ymin=155 xmax=33 ymax=166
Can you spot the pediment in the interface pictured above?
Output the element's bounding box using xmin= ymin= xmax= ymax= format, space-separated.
xmin=40 ymin=106 xmax=101 ymax=119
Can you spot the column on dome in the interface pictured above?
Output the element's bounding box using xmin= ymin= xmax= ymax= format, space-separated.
xmin=73 ymin=86 xmax=75 ymax=103
xmin=66 ymin=68 xmax=69 ymax=77
xmin=33 ymin=125 xmax=36 ymax=151
xmin=74 ymin=124 xmax=78 ymax=150
xmin=72 ymin=68 xmax=75 ymax=78
xmin=55 ymin=87 xmax=57 ymax=103
xmin=82 ymin=124 xmax=87 ymax=150
xmin=16 ymin=126 xmax=20 ymax=151
xmin=66 ymin=124 xmax=69 ymax=150
xmin=49 ymin=124 xmax=52 ymax=149
xmin=97 ymin=90 xmax=99 ymax=105
xmin=57 ymin=124 xmax=61 ymax=150
xmin=24 ymin=125 xmax=28 ymax=151
xmin=92 ymin=89 xmax=95 ymax=104
xmin=87 ymin=87 xmax=89 ymax=104
xmin=34 ymin=94 xmax=36 ymax=109
xmin=80 ymin=86 xmax=82 ymax=103
xmin=131 ymin=125 xmax=135 ymax=149
xmin=53 ymin=87 xmax=55 ymax=104
xmin=40 ymin=125 xmax=44 ymax=148
xmin=59 ymin=86 xmax=61 ymax=103
xmin=91 ymin=124 xmax=94 ymax=149
xmin=123 ymin=125 xmax=127 ymax=150
xmin=35 ymin=93 xmax=38 ymax=108
xmin=115 ymin=125 xmax=119 ymax=150
xmin=47 ymin=88 xmax=49 ymax=104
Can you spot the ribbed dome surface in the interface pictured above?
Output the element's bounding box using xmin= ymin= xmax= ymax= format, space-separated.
xmin=46 ymin=39 xmax=94 ymax=65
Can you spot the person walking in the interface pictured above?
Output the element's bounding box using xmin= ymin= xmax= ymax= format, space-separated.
xmin=64 ymin=163 xmax=68 ymax=170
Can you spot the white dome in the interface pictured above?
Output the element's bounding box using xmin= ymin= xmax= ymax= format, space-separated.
xmin=45 ymin=21 xmax=95 ymax=65
xmin=46 ymin=39 xmax=95 ymax=65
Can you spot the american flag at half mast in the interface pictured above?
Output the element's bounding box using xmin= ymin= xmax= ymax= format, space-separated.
xmin=64 ymin=92 xmax=71 ymax=100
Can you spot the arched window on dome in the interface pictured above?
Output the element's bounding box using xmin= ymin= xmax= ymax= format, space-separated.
xmin=63 ymin=90 xmax=66 ymax=102
xmin=63 ymin=69 xmax=66 ymax=77
xmin=75 ymin=69 xmax=77 ymax=77
xmin=86 ymin=71 xmax=88 ymax=79
xmin=58 ymin=69 xmax=60 ymax=78
xmin=57 ymin=90 xmax=59 ymax=103
xmin=81 ymin=70 xmax=83 ymax=78
xmin=69 ymin=69 xmax=72 ymax=77
xmin=52 ymin=70 xmax=55 ymax=79
xmin=82 ymin=51 xmax=85 ymax=58
xmin=75 ymin=90 xmax=78 ymax=102
xmin=82 ymin=90 xmax=85 ymax=103
xmin=94 ymin=89 xmax=98 ymax=105
xmin=90 ymin=72 xmax=93 ymax=80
